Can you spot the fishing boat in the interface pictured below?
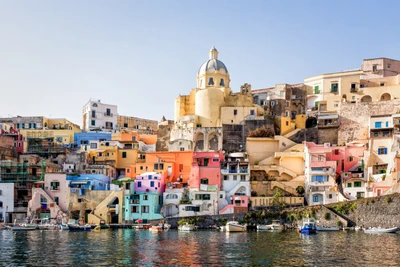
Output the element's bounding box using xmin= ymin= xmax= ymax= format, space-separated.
xmin=257 ymin=224 xmax=272 ymax=230
xmin=316 ymin=226 xmax=340 ymax=231
xmin=364 ymin=227 xmax=399 ymax=234
xmin=178 ymin=223 xmax=195 ymax=231
xmin=298 ymin=218 xmax=317 ymax=234
xmin=226 ymin=221 xmax=246 ymax=232
xmin=8 ymin=219 xmax=36 ymax=231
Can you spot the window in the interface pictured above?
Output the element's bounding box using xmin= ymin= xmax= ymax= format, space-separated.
xmin=208 ymin=77 xmax=214 ymax=86
xmin=159 ymin=163 xmax=164 ymax=170
xmin=348 ymin=156 xmax=354 ymax=162
xmin=91 ymin=110 xmax=96 ymax=118
xmin=331 ymin=83 xmax=338 ymax=92
xmin=150 ymin=181 xmax=154 ymax=187
xmin=91 ymin=120 xmax=95 ymax=126
xmin=334 ymin=103 xmax=339 ymax=108
xmin=131 ymin=206 xmax=139 ymax=213
xmin=313 ymin=195 xmax=319 ymax=202
xmin=54 ymin=197 xmax=59 ymax=205
xmin=141 ymin=206 xmax=149 ymax=213
xmin=123 ymin=123 xmax=128 ymax=128
xmin=106 ymin=108 xmax=111 ymax=115
xmin=137 ymin=181 xmax=142 ymax=188
xmin=143 ymin=195 xmax=148 ymax=200
xmin=318 ymin=155 xmax=322 ymax=161
xmin=351 ymin=83 xmax=356 ymax=89
xmin=271 ymin=101 xmax=275 ymax=107
xmin=280 ymin=91 xmax=285 ymax=97
xmin=328 ymin=194 xmax=332 ymax=199
xmin=240 ymin=175 xmax=246 ymax=181
xmin=347 ymin=183 xmax=352 ymax=188
xmin=140 ymin=166 xmax=143 ymax=170
xmin=180 ymin=147 xmax=185 ymax=151
xmin=50 ymin=181 xmax=60 ymax=190
xmin=233 ymin=109 xmax=238 ymax=115
xmin=333 ymin=149 xmax=339 ymax=155
xmin=122 ymin=152 xmax=127 ymax=158
xmin=92 ymin=103 xmax=98 ymax=107
xmin=354 ymin=181 xmax=362 ymax=187
xmin=154 ymin=164 xmax=159 ymax=170
xmin=179 ymin=164 xmax=183 ymax=172
xmin=385 ymin=121 xmax=389 ymax=128
xmin=375 ymin=122 xmax=382 ymax=128
xmin=220 ymin=79 xmax=225 ymax=86
xmin=311 ymin=176 xmax=328 ymax=182
xmin=382 ymin=131 xmax=390 ymax=137
xmin=314 ymin=86 xmax=320 ymax=94
xmin=220 ymin=194 xmax=223 ymax=199
xmin=380 ymin=82 xmax=385 ymax=86
xmin=132 ymin=136 xmax=136 ymax=141
xmin=127 ymin=169 xmax=130 ymax=173
xmin=250 ymin=110 xmax=255 ymax=116
xmin=200 ymin=179 xmax=208 ymax=185
xmin=166 ymin=194 xmax=178 ymax=199
xmin=0 ymin=190 xmax=2 ymax=195
xmin=372 ymin=64 xmax=378 ymax=72
xmin=195 ymin=194 xmax=211 ymax=200
xmin=373 ymin=132 xmax=379 ymax=137
xmin=90 ymin=143 xmax=97 ymax=149
xmin=286 ymin=101 xmax=290 ymax=107
xmin=360 ymin=84 xmax=365 ymax=88
xmin=388 ymin=64 xmax=391 ymax=69
xmin=185 ymin=206 xmax=200 ymax=212
xmin=285 ymin=111 xmax=290 ymax=117
xmin=0 ymin=201 xmax=3 ymax=208
xmin=378 ymin=147 xmax=388 ymax=155
xmin=224 ymin=175 xmax=228 ymax=180
xmin=286 ymin=121 xmax=289 ymax=126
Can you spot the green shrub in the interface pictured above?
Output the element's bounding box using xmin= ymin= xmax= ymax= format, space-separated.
xmin=384 ymin=197 xmax=392 ymax=204
xmin=336 ymin=221 xmax=342 ymax=227
xmin=323 ymin=212 xmax=330 ymax=220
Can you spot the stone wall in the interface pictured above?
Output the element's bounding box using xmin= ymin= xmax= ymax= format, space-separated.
xmin=156 ymin=121 xmax=173 ymax=151
xmin=289 ymin=128 xmax=318 ymax=144
xmin=151 ymin=213 xmax=246 ymax=228
xmin=339 ymin=100 xmax=400 ymax=144
xmin=318 ymin=127 xmax=339 ymax=145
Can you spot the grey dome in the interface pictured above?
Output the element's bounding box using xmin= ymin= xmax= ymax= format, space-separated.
xmin=198 ymin=59 xmax=229 ymax=75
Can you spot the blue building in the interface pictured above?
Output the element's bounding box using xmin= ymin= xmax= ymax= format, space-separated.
xmin=67 ymin=174 xmax=110 ymax=190
xmin=74 ymin=132 xmax=111 ymax=148
xmin=123 ymin=192 xmax=163 ymax=222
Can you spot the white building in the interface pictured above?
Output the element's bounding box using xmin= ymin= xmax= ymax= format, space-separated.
xmin=0 ymin=183 xmax=14 ymax=223
xmin=82 ymin=99 xmax=118 ymax=132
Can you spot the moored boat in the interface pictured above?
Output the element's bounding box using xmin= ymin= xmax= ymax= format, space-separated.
xmin=67 ymin=224 xmax=92 ymax=232
xmin=226 ymin=221 xmax=246 ymax=232
xmin=298 ymin=218 xmax=317 ymax=234
xmin=257 ymin=224 xmax=272 ymax=231
xmin=316 ymin=226 xmax=340 ymax=231
xmin=178 ymin=223 xmax=195 ymax=231
xmin=364 ymin=227 xmax=398 ymax=234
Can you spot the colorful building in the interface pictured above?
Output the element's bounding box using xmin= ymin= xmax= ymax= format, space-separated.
xmin=124 ymin=172 xmax=164 ymax=221
xmin=82 ymin=99 xmax=118 ymax=132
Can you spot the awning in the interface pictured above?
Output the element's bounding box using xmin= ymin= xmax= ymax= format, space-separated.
xmin=70 ymin=181 xmax=90 ymax=184
xmin=318 ymin=114 xmax=339 ymax=120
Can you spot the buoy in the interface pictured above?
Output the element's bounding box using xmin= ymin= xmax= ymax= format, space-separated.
xmin=94 ymin=225 xmax=101 ymax=231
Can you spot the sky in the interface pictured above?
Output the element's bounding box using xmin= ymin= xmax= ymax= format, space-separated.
xmin=1 ymin=0 xmax=400 ymax=126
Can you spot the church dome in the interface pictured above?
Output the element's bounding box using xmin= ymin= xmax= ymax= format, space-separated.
xmin=197 ymin=46 xmax=229 ymax=76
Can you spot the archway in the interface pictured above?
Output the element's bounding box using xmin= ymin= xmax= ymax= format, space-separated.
xmin=194 ymin=132 xmax=204 ymax=151
xmin=380 ymin=93 xmax=391 ymax=101
xmin=208 ymin=132 xmax=219 ymax=151
xmin=342 ymin=94 xmax=347 ymax=101
xmin=306 ymin=117 xmax=317 ymax=128
xmin=360 ymin=95 xmax=372 ymax=103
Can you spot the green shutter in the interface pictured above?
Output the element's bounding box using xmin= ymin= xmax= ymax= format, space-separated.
xmin=314 ymin=86 xmax=320 ymax=94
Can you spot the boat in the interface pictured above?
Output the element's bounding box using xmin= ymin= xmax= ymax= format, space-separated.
xmin=58 ymin=223 xmax=69 ymax=230
xmin=364 ymin=227 xmax=399 ymax=234
xmin=298 ymin=218 xmax=317 ymax=234
xmin=316 ymin=226 xmax=340 ymax=231
xmin=8 ymin=219 xmax=36 ymax=231
xmin=220 ymin=226 xmax=226 ymax=231
xmin=67 ymin=224 xmax=92 ymax=232
xmin=149 ymin=225 xmax=163 ymax=232
xmin=178 ymin=223 xmax=195 ymax=231
xmin=355 ymin=226 xmax=364 ymax=231
xmin=226 ymin=221 xmax=246 ymax=232
xmin=257 ymin=224 xmax=272 ymax=231
xmin=0 ymin=225 xmax=8 ymax=230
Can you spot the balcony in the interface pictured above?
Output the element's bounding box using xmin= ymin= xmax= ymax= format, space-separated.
xmin=221 ymin=169 xmax=229 ymax=175
xmin=200 ymin=184 xmax=218 ymax=192
xmin=104 ymin=113 xmax=114 ymax=117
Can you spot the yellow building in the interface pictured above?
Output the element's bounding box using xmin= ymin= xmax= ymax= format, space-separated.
xmin=171 ymin=47 xmax=264 ymax=151
xmin=19 ymin=118 xmax=81 ymax=152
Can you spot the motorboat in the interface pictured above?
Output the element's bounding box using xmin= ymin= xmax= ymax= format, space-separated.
xmin=8 ymin=219 xmax=36 ymax=231
xmin=364 ymin=227 xmax=399 ymax=234
xmin=316 ymin=226 xmax=340 ymax=231
xmin=67 ymin=224 xmax=92 ymax=232
xmin=178 ymin=223 xmax=195 ymax=231
xmin=298 ymin=218 xmax=317 ymax=234
xmin=257 ymin=224 xmax=272 ymax=231
xmin=58 ymin=223 xmax=69 ymax=230
xmin=220 ymin=226 xmax=226 ymax=232
xmin=226 ymin=221 xmax=246 ymax=232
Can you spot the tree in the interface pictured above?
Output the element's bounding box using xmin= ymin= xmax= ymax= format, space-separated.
xmin=296 ymin=186 xmax=305 ymax=196
xmin=247 ymin=126 xmax=275 ymax=138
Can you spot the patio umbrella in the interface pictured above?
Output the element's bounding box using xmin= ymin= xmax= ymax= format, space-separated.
xmin=112 ymin=177 xmax=134 ymax=186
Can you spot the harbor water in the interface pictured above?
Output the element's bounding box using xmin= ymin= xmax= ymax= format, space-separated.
xmin=1 ymin=229 xmax=400 ymax=266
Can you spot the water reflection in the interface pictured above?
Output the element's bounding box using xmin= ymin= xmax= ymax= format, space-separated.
xmin=1 ymin=229 xmax=400 ymax=266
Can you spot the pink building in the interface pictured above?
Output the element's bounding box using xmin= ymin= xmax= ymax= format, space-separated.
xmin=134 ymin=172 xmax=164 ymax=194
xmin=305 ymin=142 xmax=366 ymax=205
xmin=27 ymin=173 xmax=68 ymax=219
xmin=189 ymin=151 xmax=224 ymax=189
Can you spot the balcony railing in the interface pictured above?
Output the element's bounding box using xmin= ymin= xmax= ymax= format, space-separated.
xmin=239 ymin=169 xmax=249 ymax=174
xmin=104 ymin=113 xmax=114 ymax=117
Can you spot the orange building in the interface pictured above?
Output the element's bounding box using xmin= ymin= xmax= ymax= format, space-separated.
xmin=112 ymin=131 xmax=157 ymax=144
xmin=126 ymin=151 xmax=193 ymax=187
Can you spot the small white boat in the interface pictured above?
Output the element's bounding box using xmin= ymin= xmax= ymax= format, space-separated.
xmin=226 ymin=221 xmax=246 ymax=232
xmin=316 ymin=226 xmax=340 ymax=231
xmin=364 ymin=227 xmax=399 ymax=234
xmin=257 ymin=224 xmax=272 ymax=231
xmin=9 ymin=224 xmax=36 ymax=231
xmin=0 ymin=225 xmax=7 ymax=230
xmin=178 ymin=223 xmax=195 ymax=231
xmin=355 ymin=226 xmax=364 ymax=231
xmin=220 ymin=226 xmax=226 ymax=231
xmin=59 ymin=223 xmax=69 ymax=230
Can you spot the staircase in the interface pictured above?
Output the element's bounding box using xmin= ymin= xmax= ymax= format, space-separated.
xmin=28 ymin=188 xmax=67 ymax=219
xmin=271 ymin=181 xmax=298 ymax=196
xmin=284 ymin=128 xmax=302 ymax=139
xmin=219 ymin=204 xmax=234 ymax=215
xmin=322 ymin=205 xmax=355 ymax=227
xmin=336 ymin=182 xmax=351 ymax=200
xmin=87 ymin=191 xmax=122 ymax=224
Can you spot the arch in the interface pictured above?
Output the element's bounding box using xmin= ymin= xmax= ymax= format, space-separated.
xmin=92 ymin=103 xmax=98 ymax=107
xmin=194 ymin=132 xmax=204 ymax=151
xmin=208 ymin=77 xmax=214 ymax=86
xmin=208 ymin=132 xmax=219 ymax=151
xmin=380 ymin=93 xmax=391 ymax=101
xmin=220 ymin=78 xmax=225 ymax=87
xmin=306 ymin=117 xmax=317 ymax=128
xmin=342 ymin=94 xmax=347 ymax=100
xmin=235 ymin=186 xmax=247 ymax=196
xmin=360 ymin=95 xmax=372 ymax=103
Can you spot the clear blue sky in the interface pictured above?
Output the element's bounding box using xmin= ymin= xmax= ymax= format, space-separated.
xmin=1 ymin=0 xmax=399 ymax=126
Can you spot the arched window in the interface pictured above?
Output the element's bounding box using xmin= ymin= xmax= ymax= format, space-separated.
xmin=166 ymin=194 xmax=178 ymax=199
xmin=208 ymin=77 xmax=214 ymax=86
xmin=92 ymin=103 xmax=98 ymax=107
xmin=220 ymin=79 xmax=225 ymax=86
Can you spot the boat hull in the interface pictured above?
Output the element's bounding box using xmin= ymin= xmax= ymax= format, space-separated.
xmin=68 ymin=225 xmax=92 ymax=232
xmin=316 ymin=226 xmax=340 ymax=231
xmin=257 ymin=225 xmax=272 ymax=231
xmin=179 ymin=224 xmax=195 ymax=231
xmin=226 ymin=224 xmax=246 ymax=232
xmin=364 ymin=227 xmax=398 ymax=234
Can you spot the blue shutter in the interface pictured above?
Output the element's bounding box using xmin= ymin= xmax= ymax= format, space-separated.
xmin=384 ymin=148 xmax=387 ymax=154
xmin=375 ymin=122 xmax=382 ymax=128
xmin=386 ymin=121 xmax=389 ymax=127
